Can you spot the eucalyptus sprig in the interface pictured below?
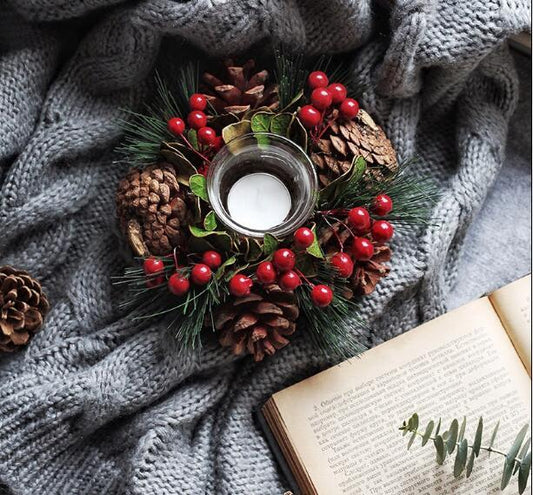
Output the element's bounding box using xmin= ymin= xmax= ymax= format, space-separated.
xmin=400 ymin=414 xmax=532 ymax=494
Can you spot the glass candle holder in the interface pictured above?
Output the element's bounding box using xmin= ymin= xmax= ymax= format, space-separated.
xmin=207 ymin=133 xmax=318 ymax=239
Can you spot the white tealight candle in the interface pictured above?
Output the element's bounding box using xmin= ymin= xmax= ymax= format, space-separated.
xmin=227 ymin=173 xmax=291 ymax=231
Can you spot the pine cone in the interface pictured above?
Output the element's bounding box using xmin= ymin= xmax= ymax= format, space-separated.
xmin=215 ymin=284 xmax=299 ymax=361
xmin=0 ymin=266 xmax=49 ymax=352
xmin=351 ymin=244 xmax=392 ymax=295
xmin=116 ymin=162 xmax=193 ymax=257
xmin=318 ymin=221 xmax=352 ymax=256
xmin=202 ymin=59 xmax=279 ymax=116
xmin=311 ymin=109 xmax=398 ymax=187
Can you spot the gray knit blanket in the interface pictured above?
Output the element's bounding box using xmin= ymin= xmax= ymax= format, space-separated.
xmin=0 ymin=1 xmax=530 ymax=493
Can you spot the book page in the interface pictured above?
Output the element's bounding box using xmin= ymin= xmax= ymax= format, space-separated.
xmin=272 ymin=297 xmax=531 ymax=495
xmin=489 ymin=274 xmax=531 ymax=375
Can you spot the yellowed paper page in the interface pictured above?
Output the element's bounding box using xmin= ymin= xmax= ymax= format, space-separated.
xmin=273 ymin=297 xmax=531 ymax=495
xmin=489 ymin=274 xmax=531 ymax=375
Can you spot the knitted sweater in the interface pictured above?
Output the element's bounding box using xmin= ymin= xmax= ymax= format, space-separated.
xmin=0 ymin=1 xmax=530 ymax=493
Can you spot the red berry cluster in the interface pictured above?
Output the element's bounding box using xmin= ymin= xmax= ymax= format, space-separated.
xmin=143 ymin=250 xmax=224 ymax=296
xmin=167 ymin=93 xmax=224 ymax=175
xmin=326 ymin=194 xmax=394 ymax=278
xmin=298 ymin=71 xmax=359 ymax=133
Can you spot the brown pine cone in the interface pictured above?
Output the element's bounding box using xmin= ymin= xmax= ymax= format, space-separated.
xmin=351 ymin=244 xmax=392 ymax=295
xmin=215 ymin=284 xmax=299 ymax=362
xmin=202 ymin=59 xmax=279 ymax=116
xmin=0 ymin=266 xmax=49 ymax=352
xmin=311 ymin=109 xmax=398 ymax=187
xmin=116 ymin=162 xmax=194 ymax=257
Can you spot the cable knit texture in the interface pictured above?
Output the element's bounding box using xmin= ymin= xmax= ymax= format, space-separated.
xmin=0 ymin=1 xmax=530 ymax=493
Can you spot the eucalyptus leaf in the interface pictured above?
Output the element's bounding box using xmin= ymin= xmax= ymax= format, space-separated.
xmin=473 ymin=417 xmax=483 ymax=457
xmin=263 ymin=233 xmax=279 ymax=256
xmin=454 ymin=439 xmax=468 ymax=477
xmin=466 ymin=450 xmax=476 ymax=478
xmin=189 ymin=174 xmax=208 ymax=201
xmin=434 ymin=435 xmax=446 ymax=465
xmin=270 ymin=113 xmax=292 ymax=137
xmin=501 ymin=424 xmax=529 ymax=490
xmin=447 ymin=419 xmax=459 ymax=454
xmin=203 ymin=211 xmax=217 ymax=231
xmin=407 ymin=431 xmax=417 ymax=450
xmin=518 ymin=451 xmax=532 ymax=494
xmin=488 ymin=421 xmax=500 ymax=456
xmin=515 ymin=438 xmax=531 ymax=475
xmin=458 ymin=417 xmax=467 ymax=443
xmin=435 ymin=418 xmax=442 ymax=436
xmin=422 ymin=420 xmax=434 ymax=446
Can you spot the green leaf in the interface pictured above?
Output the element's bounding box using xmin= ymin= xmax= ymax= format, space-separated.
xmin=466 ymin=450 xmax=476 ymax=478
xmin=270 ymin=113 xmax=292 ymax=137
xmin=288 ymin=114 xmax=307 ymax=150
xmin=187 ymin=129 xmax=199 ymax=150
xmin=518 ymin=451 xmax=532 ymax=494
xmin=222 ymin=120 xmax=252 ymax=144
xmin=281 ymin=89 xmax=304 ymax=112
xmin=246 ymin=238 xmax=263 ymax=262
xmin=454 ymin=439 xmax=468 ymax=478
xmin=488 ymin=420 xmax=500 ymax=456
xmin=447 ymin=419 xmax=459 ymax=454
xmin=435 ymin=418 xmax=442 ymax=436
xmin=203 ymin=211 xmax=217 ymax=231
xmin=263 ymin=233 xmax=279 ymax=256
xmin=306 ymin=225 xmax=324 ymax=259
xmin=458 ymin=417 xmax=467 ymax=443
xmin=434 ymin=435 xmax=446 ymax=465
xmin=502 ymin=424 xmax=529 ymax=490
xmin=473 ymin=417 xmax=483 ymax=457
xmin=189 ymin=174 xmax=208 ymax=201
xmin=159 ymin=142 xmax=198 ymax=186
xmin=188 ymin=226 xmax=232 ymax=253
xmin=215 ymin=256 xmax=236 ymax=280
xmin=319 ymin=155 xmax=366 ymax=205
xmin=515 ymin=438 xmax=531 ymax=474
xmin=407 ymin=431 xmax=417 ymax=450
xmin=251 ymin=112 xmax=273 ymax=133
xmin=422 ymin=420 xmax=434 ymax=446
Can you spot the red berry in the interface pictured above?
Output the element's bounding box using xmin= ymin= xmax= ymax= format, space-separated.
xmin=347 ymin=207 xmax=371 ymax=233
xmin=167 ymin=117 xmax=186 ymax=135
xmin=273 ymin=248 xmax=296 ymax=271
xmin=310 ymin=88 xmax=332 ymax=110
xmin=187 ymin=110 xmax=207 ymax=130
xmin=229 ymin=274 xmax=253 ymax=297
xmin=168 ymin=273 xmax=190 ymax=296
xmin=311 ymin=285 xmax=333 ymax=307
xmin=308 ymin=71 xmax=329 ymax=89
xmin=294 ymin=227 xmax=315 ymax=249
xmin=373 ymin=194 xmax=393 ymax=216
xmin=339 ymin=98 xmax=359 ymax=119
xmin=298 ymin=105 xmax=322 ymax=129
xmin=146 ymin=275 xmax=165 ymax=288
xmin=202 ymin=251 xmax=222 ymax=270
xmin=279 ymin=270 xmax=301 ymax=291
xmin=256 ymin=261 xmax=277 ymax=284
xmin=143 ymin=257 xmax=164 ymax=275
xmin=190 ymin=263 xmax=212 ymax=285
xmin=189 ymin=93 xmax=207 ymax=111
xmin=372 ymin=220 xmax=394 ymax=243
xmin=212 ymin=135 xmax=224 ymax=151
xmin=328 ymin=83 xmax=347 ymax=104
xmin=197 ymin=127 xmax=217 ymax=146
xmin=351 ymin=237 xmax=374 ymax=261
xmin=330 ymin=252 xmax=354 ymax=278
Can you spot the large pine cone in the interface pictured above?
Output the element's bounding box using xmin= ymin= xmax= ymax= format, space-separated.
xmin=0 ymin=266 xmax=49 ymax=352
xmin=311 ymin=109 xmax=398 ymax=188
xmin=215 ymin=284 xmax=299 ymax=362
xmin=116 ymin=162 xmax=193 ymax=257
xmin=202 ymin=59 xmax=279 ymax=116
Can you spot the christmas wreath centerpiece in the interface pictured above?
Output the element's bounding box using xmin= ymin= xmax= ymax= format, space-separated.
xmin=115 ymin=52 xmax=435 ymax=362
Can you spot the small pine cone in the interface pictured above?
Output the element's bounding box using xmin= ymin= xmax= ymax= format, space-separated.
xmin=116 ymin=162 xmax=193 ymax=257
xmin=215 ymin=284 xmax=299 ymax=362
xmin=351 ymin=244 xmax=392 ymax=295
xmin=202 ymin=59 xmax=279 ymax=116
xmin=318 ymin=221 xmax=352 ymax=256
xmin=311 ymin=109 xmax=398 ymax=187
xmin=0 ymin=266 xmax=49 ymax=352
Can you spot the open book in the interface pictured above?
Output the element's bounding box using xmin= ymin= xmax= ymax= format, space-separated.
xmin=260 ymin=275 xmax=531 ymax=494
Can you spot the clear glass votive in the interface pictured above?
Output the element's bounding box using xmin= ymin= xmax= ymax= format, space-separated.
xmin=207 ymin=133 xmax=318 ymax=239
